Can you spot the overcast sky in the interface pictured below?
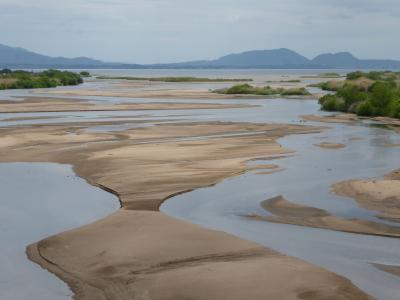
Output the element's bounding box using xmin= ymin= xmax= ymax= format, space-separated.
xmin=0 ymin=0 xmax=399 ymax=63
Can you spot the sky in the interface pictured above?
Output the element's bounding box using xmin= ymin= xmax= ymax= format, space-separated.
xmin=0 ymin=0 xmax=399 ymax=63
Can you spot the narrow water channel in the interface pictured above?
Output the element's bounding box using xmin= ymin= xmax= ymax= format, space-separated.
xmin=0 ymin=163 xmax=119 ymax=300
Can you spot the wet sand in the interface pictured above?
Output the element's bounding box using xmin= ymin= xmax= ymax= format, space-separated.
xmin=36 ymin=88 xmax=261 ymax=99
xmin=0 ymin=97 xmax=252 ymax=113
xmin=302 ymin=114 xmax=358 ymax=124
xmin=373 ymin=263 xmax=400 ymax=277
xmin=254 ymin=196 xmax=400 ymax=237
xmin=302 ymin=113 xmax=400 ymax=133
xmin=36 ymin=81 xmax=317 ymax=100
xmin=333 ymin=172 xmax=400 ymax=223
xmin=0 ymin=116 xmax=371 ymax=299
xmin=314 ymin=142 xmax=346 ymax=149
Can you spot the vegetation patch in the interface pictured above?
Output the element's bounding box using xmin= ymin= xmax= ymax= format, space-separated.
xmin=96 ymin=76 xmax=252 ymax=82
xmin=80 ymin=71 xmax=91 ymax=77
xmin=265 ymin=79 xmax=301 ymax=83
xmin=214 ymin=83 xmax=310 ymax=96
xmin=301 ymin=73 xmax=343 ymax=79
xmin=318 ymin=71 xmax=400 ymax=119
xmin=0 ymin=69 xmax=83 ymax=90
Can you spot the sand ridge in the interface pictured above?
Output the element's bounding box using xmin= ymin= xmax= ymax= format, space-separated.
xmin=252 ymin=196 xmax=400 ymax=238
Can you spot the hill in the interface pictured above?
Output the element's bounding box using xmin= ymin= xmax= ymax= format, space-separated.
xmin=1 ymin=43 xmax=400 ymax=69
xmin=0 ymin=44 xmax=105 ymax=68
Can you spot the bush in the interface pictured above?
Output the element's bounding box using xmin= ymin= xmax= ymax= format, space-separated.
xmin=281 ymin=87 xmax=310 ymax=96
xmin=356 ymin=101 xmax=376 ymax=116
xmin=347 ymin=71 xmax=364 ymax=80
xmin=80 ymin=71 xmax=90 ymax=77
xmin=224 ymin=84 xmax=254 ymax=94
xmin=0 ymin=69 xmax=83 ymax=90
xmin=319 ymin=71 xmax=400 ymax=119
xmin=219 ymin=84 xmax=309 ymax=96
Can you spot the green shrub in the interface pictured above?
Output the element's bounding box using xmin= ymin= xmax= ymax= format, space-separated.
xmin=80 ymin=71 xmax=90 ymax=77
xmin=356 ymin=101 xmax=376 ymax=116
xmin=0 ymin=69 xmax=83 ymax=90
xmin=224 ymin=84 xmax=254 ymax=94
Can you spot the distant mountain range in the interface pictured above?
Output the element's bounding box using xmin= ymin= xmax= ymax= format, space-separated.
xmin=1 ymin=43 xmax=400 ymax=69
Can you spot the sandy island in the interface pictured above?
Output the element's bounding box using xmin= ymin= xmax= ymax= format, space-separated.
xmin=314 ymin=142 xmax=346 ymax=149
xmin=0 ymin=97 xmax=253 ymax=113
xmin=252 ymin=196 xmax=400 ymax=238
xmin=0 ymin=108 xmax=372 ymax=300
xmin=333 ymin=171 xmax=400 ymax=223
xmin=302 ymin=113 xmax=400 ymax=133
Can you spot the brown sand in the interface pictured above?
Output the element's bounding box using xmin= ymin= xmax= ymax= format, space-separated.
xmin=384 ymin=143 xmax=400 ymax=147
xmin=302 ymin=114 xmax=400 ymax=133
xmin=314 ymin=142 xmax=346 ymax=149
xmin=302 ymin=114 xmax=358 ymax=124
xmin=333 ymin=175 xmax=400 ymax=223
xmin=372 ymin=263 xmax=400 ymax=277
xmin=254 ymin=196 xmax=400 ymax=237
xmin=0 ymin=97 xmax=253 ymax=113
xmin=36 ymin=87 xmax=317 ymax=100
xmin=36 ymin=88 xmax=263 ymax=99
xmin=0 ymin=119 xmax=372 ymax=299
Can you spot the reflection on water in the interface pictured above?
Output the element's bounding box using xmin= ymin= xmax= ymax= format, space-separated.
xmin=0 ymin=163 xmax=119 ymax=300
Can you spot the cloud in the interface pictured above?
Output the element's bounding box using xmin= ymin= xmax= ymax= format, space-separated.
xmin=0 ymin=0 xmax=398 ymax=62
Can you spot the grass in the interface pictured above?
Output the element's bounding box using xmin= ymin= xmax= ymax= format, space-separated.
xmin=214 ymin=83 xmax=310 ymax=96
xmin=0 ymin=69 xmax=83 ymax=90
xmin=96 ymin=76 xmax=253 ymax=82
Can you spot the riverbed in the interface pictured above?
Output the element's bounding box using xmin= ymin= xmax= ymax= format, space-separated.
xmin=0 ymin=70 xmax=398 ymax=299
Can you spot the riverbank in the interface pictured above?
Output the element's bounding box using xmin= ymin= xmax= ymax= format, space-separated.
xmin=0 ymin=116 xmax=371 ymax=299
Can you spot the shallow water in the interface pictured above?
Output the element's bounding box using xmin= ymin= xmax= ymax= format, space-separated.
xmin=0 ymin=163 xmax=119 ymax=300
xmin=160 ymin=100 xmax=400 ymax=299
xmin=0 ymin=71 xmax=399 ymax=299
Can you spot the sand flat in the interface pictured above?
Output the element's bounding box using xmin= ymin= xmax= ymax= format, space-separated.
xmin=333 ymin=176 xmax=400 ymax=222
xmin=0 ymin=97 xmax=253 ymax=113
xmin=0 ymin=116 xmax=372 ymax=299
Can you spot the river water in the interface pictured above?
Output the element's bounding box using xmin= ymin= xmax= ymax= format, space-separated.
xmin=0 ymin=163 xmax=119 ymax=300
xmin=0 ymin=71 xmax=399 ymax=299
xmin=160 ymin=101 xmax=400 ymax=300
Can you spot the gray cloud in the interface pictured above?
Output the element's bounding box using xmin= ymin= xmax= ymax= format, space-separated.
xmin=0 ymin=0 xmax=398 ymax=63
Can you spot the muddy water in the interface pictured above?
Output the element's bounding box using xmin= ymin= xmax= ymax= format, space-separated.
xmin=0 ymin=163 xmax=119 ymax=300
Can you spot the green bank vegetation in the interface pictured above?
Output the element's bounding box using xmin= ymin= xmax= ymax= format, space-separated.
xmin=265 ymin=79 xmax=301 ymax=83
xmin=96 ymin=76 xmax=253 ymax=83
xmin=80 ymin=71 xmax=91 ymax=77
xmin=301 ymin=73 xmax=343 ymax=79
xmin=214 ymin=83 xmax=310 ymax=96
xmin=318 ymin=71 xmax=400 ymax=118
xmin=0 ymin=69 xmax=83 ymax=90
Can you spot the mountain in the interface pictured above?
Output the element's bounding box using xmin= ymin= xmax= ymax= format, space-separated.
xmin=1 ymin=43 xmax=400 ymax=69
xmin=311 ymin=52 xmax=359 ymax=68
xmin=311 ymin=52 xmax=400 ymax=69
xmin=0 ymin=44 xmax=106 ymax=68
xmin=210 ymin=48 xmax=310 ymax=67
xmin=159 ymin=49 xmax=400 ymax=69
